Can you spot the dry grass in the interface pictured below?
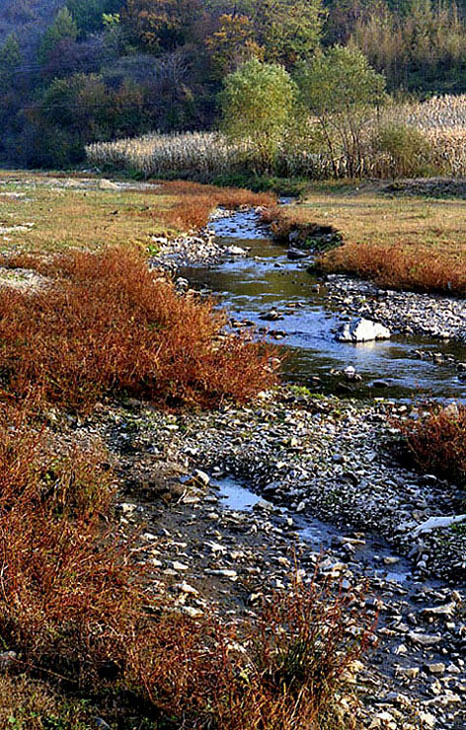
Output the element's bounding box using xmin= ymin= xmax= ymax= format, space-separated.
xmin=130 ymin=574 xmax=373 ymax=730
xmin=270 ymin=185 xmax=466 ymax=295
xmin=87 ymin=131 xmax=249 ymax=179
xmin=0 ymin=401 xmax=141 ymax=687
xmin=397 ymin=404 xmax=466 ymax=486
xmin=0 ymin=675 xmax=91 ymax=729
xmin=0 ymin=245 xmax=276 ymax=412
xmin=0 ymin=401 xmax=373 ymax=729
xmin=0 ymin=173 xmax=274 ymax=254
xmin=149 ymin=179 xmax=274 ymax=231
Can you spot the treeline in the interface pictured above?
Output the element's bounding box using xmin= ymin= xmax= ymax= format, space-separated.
xmin=1 ymin=0 xmax=466 ymax=168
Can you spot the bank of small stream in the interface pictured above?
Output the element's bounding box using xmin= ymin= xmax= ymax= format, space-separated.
xmin=143 ymin=204 xmax=466 ymax=729
xmin=175 ymin=208 xmax=466 ymax=402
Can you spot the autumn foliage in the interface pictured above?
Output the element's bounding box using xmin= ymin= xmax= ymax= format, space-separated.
xmin=319 ymin=241 xmax=466 ymax=296
xmin=397 ymin=404 xmax=466 ymax=486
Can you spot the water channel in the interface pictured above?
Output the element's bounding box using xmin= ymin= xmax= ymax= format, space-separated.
xmin=181 ymin=209 xmax=466 ymax=402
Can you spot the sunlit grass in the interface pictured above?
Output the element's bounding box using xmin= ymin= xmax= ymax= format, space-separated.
xmin=269 ymin=186 xmax=466 ymax=295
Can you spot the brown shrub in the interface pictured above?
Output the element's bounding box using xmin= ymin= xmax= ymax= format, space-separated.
xmin=397 ymin=404 xmax=466 ymax=485
xmin=0 ymin=402 xmax=143 ymax=688
xmin=0 ymin=246 xmax=277 ymax=412
xmin=129 ymin=573 xmax=373 ymax=730
xmin=319 ymin=242 xmax=466 ymax=296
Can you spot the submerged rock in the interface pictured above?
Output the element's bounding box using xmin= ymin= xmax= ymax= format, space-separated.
xmin=337 ymin=318 xmax=391 ymax=343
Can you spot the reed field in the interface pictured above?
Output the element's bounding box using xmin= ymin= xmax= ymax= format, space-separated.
xmin=86 ymin=94 xmax=466 ymax=180
xmin=86 ymin=132 xmax=249 ymax=180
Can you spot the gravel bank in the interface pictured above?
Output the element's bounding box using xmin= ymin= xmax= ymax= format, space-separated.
xmin=325 ymin=274 xmax=466 ymax=344
xmin=105 ymin=389 xmax=466 ymax=584
xmin=68 ymin=390 xmax=466 ymax=730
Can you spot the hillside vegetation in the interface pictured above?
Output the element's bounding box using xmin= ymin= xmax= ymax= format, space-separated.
xmin=3 ymin=0 xmax=466 ymax=170
xmin=87 ymin=94 xmax=466 ymax=181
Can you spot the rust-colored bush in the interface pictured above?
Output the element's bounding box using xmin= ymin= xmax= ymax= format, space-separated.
xmin=0 ymin=402 xmax=141 ymax=687
xmin=319 ymin=241 xmax=466 ymax=296
xmin=151 ymin=180 xmax=276 ymax=231
xmin=129 ymin=573 xmax=373 ymax=730
xmin=397 ymin=404 xmax=466 ymax=485
xmin=0 ymin=246 xmax=277 ymax=412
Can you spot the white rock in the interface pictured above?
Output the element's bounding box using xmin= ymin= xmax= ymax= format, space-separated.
xmin=177 ymin=581 xmax=199 ymax=596
xmin=337 ymin=318 xmax=391 ymax=343
xmin=193 ymin=469 xmax=210 ymax=487
xmin=369 ymin=711 xmax=397 ymax=729
xmin=98 ymin=178 xmax=120 ymax=190
xmin=408 ymin=631 xmax=442 ymax=647
xmin=172 ymin=561 xmax=189 ymax=572
xmin=411 ymin=514 xmax=466 ymax=537
xmin=226 ymin=245 xmax=248 ymax=256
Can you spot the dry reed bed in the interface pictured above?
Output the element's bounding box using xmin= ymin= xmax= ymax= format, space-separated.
xmin=87 ymin=95 xmax=466 ymax=179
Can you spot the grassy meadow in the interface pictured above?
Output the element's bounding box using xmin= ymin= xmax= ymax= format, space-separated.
xmin=266 ymin=182 xmax=466 ymax=296
xmin=0 ymin=173 xmax=274 ymax=253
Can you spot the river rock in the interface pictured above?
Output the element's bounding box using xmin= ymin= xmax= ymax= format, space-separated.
xmin=337 ymin=318 xmax=391 ymax=343
xmin=99 ymin=178 xmax=120 ymax=191
xmin=287 ymin=248 xmax=308 ymax=260
xmin=226 ymin=245 xmax=248 ymax=256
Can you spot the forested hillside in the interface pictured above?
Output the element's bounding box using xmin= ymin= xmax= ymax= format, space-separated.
xmin=1 ymin=0 xmax=466 ymax=168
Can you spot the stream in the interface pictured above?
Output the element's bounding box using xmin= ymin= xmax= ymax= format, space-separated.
xmin=178 ymin=207 xmax=466 ymax=589
xmin=175 ymin=209 xmax=466 ymax=721
xmin=181 ymin=209 xmax=466 ymax=401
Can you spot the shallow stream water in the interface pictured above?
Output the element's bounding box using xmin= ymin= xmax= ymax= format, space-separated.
xmin=181 ymin=209 xmax=466 ymax=401
xmin=215 ymin=476 xmax=413 ymax=585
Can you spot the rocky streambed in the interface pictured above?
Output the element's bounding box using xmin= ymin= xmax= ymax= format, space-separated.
xmin=70 ymin=390 xmax=465 ymax=730
xmin=143 ymin=204 xmax=466 ymax=728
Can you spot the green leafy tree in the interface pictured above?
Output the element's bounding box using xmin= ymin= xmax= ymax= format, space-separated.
xmin=220 ymin=58 xmax=297 ymax=172
xmin=39 ymin=7 xmax=78 ymax=63
xmin=0 ymin=34 xmax=21 ymax=93
xmin=66 ymin=0 xmax=121 ymax=36
xmin=297 ymin=45 xmax=386 ymax=176
xmin=254 ymin=0 xmax=326 ymax=67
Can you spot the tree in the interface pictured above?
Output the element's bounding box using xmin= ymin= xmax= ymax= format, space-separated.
xmin=39 ymin=7 xmax=78 ymax=63
xmin=220 ymin=58 xmax=296 ymax=172
xmin=0 ymin=34 xmax=21 ymax=93
xmin=253 ymin=0 xmax=325 ymax=67
xmin=296 ymin=45 xmax=386 ymax=176
xmin=66 ymin=0 xmax=121 ymax=37
xmin=205 ymin=13 xmax=263 ymax=78
xmin=123 ymin=0 xmax=200 ymax=53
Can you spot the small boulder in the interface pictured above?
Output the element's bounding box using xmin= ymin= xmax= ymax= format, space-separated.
xmin=98 ymin=178 xmax=120 ymax=191
xmin=337 ymin=318 xmax=391 ymax=343
xmin=287 ymin=248 xmax=308 ymax=260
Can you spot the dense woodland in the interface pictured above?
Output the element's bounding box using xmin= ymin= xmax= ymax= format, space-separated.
xmin=2 ymin=0 xmax=466 ymax=167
